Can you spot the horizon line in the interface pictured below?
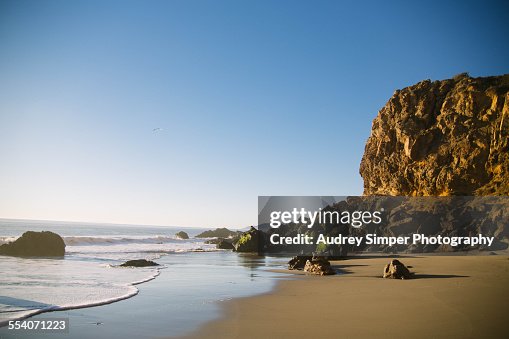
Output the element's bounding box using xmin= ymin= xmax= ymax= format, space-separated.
xmin=0 ymin=217 xmax=248 ymax=230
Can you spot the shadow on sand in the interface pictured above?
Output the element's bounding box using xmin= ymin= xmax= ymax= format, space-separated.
xmin=412 ymin=274 xmax=469 ymax=279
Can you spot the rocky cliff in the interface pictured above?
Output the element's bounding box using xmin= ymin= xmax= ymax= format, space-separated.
xmin=360 ymin=73 xmax=509 ymax=196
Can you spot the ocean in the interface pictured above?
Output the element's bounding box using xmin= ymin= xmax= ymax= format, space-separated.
xmin=0 ymin=219 xmax=288 ymax=337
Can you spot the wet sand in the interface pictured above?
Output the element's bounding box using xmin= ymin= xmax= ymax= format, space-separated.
xmin=179 ymin=255 xmax=509 ymax=339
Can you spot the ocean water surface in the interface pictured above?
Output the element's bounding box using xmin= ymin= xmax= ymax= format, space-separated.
xmin=0 ymin=219 xmax=289 ymax=337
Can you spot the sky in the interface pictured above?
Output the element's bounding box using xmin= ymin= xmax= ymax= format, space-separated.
xmin=0 ymin=0 xmax=508 ymax=228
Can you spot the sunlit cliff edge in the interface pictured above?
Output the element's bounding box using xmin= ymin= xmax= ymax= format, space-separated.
xmin=360 ymin=73 xmax=509 ymax=196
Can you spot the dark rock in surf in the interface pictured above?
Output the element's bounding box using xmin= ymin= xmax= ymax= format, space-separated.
xmin=0 ymin=231 xmax=65 ymax=257
xmin=120 ymin=259 xmax=159 ymax=267
xmin=216 ymin=239 xmax=235 ymax=250
xmin=175 ymin=231 xmax=189 ymax=239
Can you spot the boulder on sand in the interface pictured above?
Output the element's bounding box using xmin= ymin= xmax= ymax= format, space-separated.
xmin=0 ymin=231 xmax=65 ymax=257
xmin=288 ymin=256 xmax=313 ymax=270
xmin=303 ymin=256 xmax=336 ymax=275
xmin=383 ymin=259 xmax=412 ymax=279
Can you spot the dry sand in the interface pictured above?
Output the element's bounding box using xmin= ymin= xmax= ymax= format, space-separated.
xmin=179 ymin=255 xmax=509 ymax=339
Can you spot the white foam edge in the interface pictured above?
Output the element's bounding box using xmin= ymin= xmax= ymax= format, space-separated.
xmin=0 ymin=267 xmax=161 ymax=328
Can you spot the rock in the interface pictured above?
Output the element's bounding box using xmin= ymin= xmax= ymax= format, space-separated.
xmin=303 ymin=256 xmax=336 ymax=275
xmin=0 ymin=231 xmax=65 ymax=257
xmin=383 ymin=259 xmax=412 ymax=279
xmin=120 ymin=259 xmax=159 ymax=267
xmin=234 ymin=226 xmax=264 ymax=253
xmin=288 ymin=256 xmax=313 ymax=270
xmin=216 ymin=239 xmax=234 ymax=250
xmin=196 ymin=228 xmax=239 ymax=238
xmin=175 ymin=231 xmax=189 ymax=239
xmin=360 ymin=74 xmax=509 ymax=196
xmin=204 ymin=238 xmax=221 ymax=244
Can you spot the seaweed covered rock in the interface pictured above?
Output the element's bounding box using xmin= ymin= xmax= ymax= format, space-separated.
xmin=234 ymin=227 xmax=264 ymax=253
xmin=383 ymin=259 xmax=412 ymax=279
xmin=303 ymin=256 xmax=336 ymax=275
xmin=0 ymin=231 xmax=65 ymax=257
xmin=120 ymin=259 xmax=159 ymax=267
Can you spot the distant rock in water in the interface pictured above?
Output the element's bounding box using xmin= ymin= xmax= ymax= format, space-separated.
xmin=120 ymin=259 xmax=159 ymax=267
xmin=204 ymin=238 xmax=221 ymax=244
xmin=360 ymin=73 xmax=509 ymax=196
xmin=175 ymin=231 xmax=189 ymax=239
xmin=0 ymin=231 xmax=65 ymax=257
xmin=196 ymin=228 xmax=239 ymax=238
xmin=383 ymin=259 xmax=412 ymax=279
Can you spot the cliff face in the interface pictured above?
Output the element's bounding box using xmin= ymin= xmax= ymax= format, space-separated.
xmin=360 ymin=73 xmax=509 ymax=196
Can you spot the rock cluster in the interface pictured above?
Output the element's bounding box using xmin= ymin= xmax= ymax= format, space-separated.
xmin=0 ymin=231 xmax=65 ymax=257
xmin=360 ymin=73 xmax=509 ymax=196
xmin=383 ymin=259 xmax=412 ymax=279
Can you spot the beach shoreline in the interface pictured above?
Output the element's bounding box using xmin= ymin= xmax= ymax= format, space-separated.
xmin=179 ymin=255 xmax=509 ymax=339
xmin=0 ymin=251 xmax=290 ymax=339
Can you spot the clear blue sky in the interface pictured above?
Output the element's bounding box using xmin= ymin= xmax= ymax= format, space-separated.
xmin=0 ymin=0 xmax=508 ymax=228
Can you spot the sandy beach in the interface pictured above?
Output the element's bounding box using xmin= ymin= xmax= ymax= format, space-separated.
xmin=180 ymin=255 xmax=509 ymax=339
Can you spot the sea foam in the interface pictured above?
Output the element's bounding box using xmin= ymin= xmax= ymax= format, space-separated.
xmin=0 ymin=256 xmax=161 ymax=326
xmin=0 ymin=221 xmax=217 ymax=327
